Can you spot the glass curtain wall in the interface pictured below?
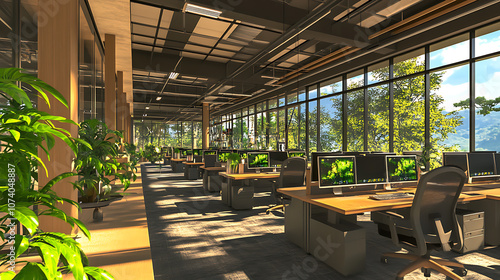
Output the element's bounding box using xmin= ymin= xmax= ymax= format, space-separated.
xmin=134 ymin=120 xmax=202 ymax=149
xmin=210 ymin=21 xmax=500 ymax=169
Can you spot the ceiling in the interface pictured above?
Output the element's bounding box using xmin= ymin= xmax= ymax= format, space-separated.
xmin=130 ymin=0 xmax=500 ymax=122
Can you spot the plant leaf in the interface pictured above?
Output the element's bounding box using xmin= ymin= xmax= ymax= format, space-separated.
xmin=84 ymin=267 xmax=114 ymax=280
xmin=8 ymin=130 xmax=20 ymax=142
xmin=14 ymin=235 xmax=30 ymax=258
xmin=0 ymin=271 xmax=16 ymax=280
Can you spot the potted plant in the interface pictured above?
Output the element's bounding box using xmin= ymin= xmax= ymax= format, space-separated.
xmin=226 ymin=153 xmax=241 ymax=174
xmin=143 ymin=143 xmax=160 ymax=164
xmin=174 ymin=148 xmax=180 ymax=159
xmin=73 ymin=119 xmax=134 ymax=203
xmin=0 ymin=68 xmax=113 ymax=279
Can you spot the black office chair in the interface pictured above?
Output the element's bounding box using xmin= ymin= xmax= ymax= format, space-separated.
xmin=377 ymin=166 xmax=467 ymax=280
xmin=266 ymin=157 xmax=306 ymax=214
xmin=204 ymin=154 xmax=217 ymax=167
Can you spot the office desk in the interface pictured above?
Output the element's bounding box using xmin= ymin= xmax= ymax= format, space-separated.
xmin=170 ymin=158 xmax=186 ymax=173
xmin=183 ymin=162 xmax=204 ymax=180
xmin=220 ymin=172 xmax=280 ymax=210
xmin=200 ymin=167 xmax=225 ymax=192
xmin=277 ymin=187 xmax=489 ymax=276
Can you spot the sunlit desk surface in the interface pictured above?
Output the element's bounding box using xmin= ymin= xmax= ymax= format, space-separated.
xmin=278 ymin=187 xmax=490 ymax=216
xmin=220 ymin=172 xmax=280 ymax=180
xmin=183 ymin=162 xmax=204 ymax=166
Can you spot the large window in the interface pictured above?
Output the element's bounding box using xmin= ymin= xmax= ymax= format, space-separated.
xmin=319 ymin=95 xmax=342 ymax=151
xmin=475 ymin=56 xmax=500 ymax=152
xmin=367 ymin=84 xmax=389 ymax=152
xmin=210 ymin=21 xmax=500 ymax=165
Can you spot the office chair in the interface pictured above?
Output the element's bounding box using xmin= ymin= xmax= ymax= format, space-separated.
xmin=377 ymin=166 xmax=467 ymax=280
xmin=266 ymin=157 xmax=306 ymax=214
xmin=204 ymin=154 xmax=217 ymax=167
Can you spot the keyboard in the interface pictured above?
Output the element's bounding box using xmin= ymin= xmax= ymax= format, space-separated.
xmin=369 ymin=192 xmax=414 ymax=200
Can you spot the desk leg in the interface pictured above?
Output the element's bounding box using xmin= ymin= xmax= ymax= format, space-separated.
xmin=203 ymin=171 xmax=209 ymax=191
xmin=285 ymin=197 xmax=309 ymax=251
xmin=221 ymin=177 xmax=230 ymax=206
xmin=186 ymin=166 xmax=198 ymax=180
xmin=208 ymin=174 xmax=222 ymax=192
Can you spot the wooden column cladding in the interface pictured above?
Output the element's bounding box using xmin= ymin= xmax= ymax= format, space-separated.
xmin=202 ymin=103 xmax=210 ymax=149
xmin=37 ymin=0 xmax=79 ymax=234
xmin=105 ymin=33 xmax=116 ymax=130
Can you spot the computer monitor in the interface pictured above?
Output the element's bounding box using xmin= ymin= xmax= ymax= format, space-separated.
xmin=467 ymin=152 xmax=496 ymax=177
xmin=247 ymin=152 xmax=270 ymax=169
xmin=181 ymin=149 xmax=188 ymax=156
xmin=288 ymin=151 xmax=306 ymax=158
xmin=355 ymin=155 xmax=387 ymax=185
xmin=318 ymin=156 xmax=356 ymax=194
xmin=203 ymin=150 xmax=217 ymax=157
xmin=496 ymin=154 xmax=500 ymax=175
xmin=269 ymin=151 xmax=288 ymax=168
xmin=386 ymin=155 xmax=418 ymax=183
xmin=218 ymin=151 xmax=231 ymax=162
xmin=311 ymin=152 xmax=341 ymax=181
xmin=193 ymin=149 xmax=202 ymax=156
xmin=443 ymin=152 xmax=468 ymax=172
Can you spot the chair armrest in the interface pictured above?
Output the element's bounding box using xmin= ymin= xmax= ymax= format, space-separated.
xmin=433 ymin=218 xmax=454 ymax=252
xmin=378 ymin=211 xmax=408 ymax=247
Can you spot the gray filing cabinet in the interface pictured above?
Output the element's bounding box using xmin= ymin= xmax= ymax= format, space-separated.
xmin=454 ymin=209 xmax=484 ymax=253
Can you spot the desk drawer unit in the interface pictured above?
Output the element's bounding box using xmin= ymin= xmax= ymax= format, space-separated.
xmin=309 ymin=218 xmax=365 ymax=276
xmin=460 ymin=200 xmax=499 ymax=246
xmin=455 ymin=209 xmax=484 ymax=253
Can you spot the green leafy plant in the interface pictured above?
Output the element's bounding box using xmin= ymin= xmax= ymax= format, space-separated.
xmin=218 ymin=152 xmax=230 ymax=162
xmin=227 ymin=153 xmax=241 ymax=173
xmin=73 ymin=119 xmax=135 ymax=203
xmin=0 ymin=68 xmax=113 ymax=279
xmin=124 ymin=142 xmax=140 ymax=171
xmin=143 ymin=144 xmax=161 ymax=164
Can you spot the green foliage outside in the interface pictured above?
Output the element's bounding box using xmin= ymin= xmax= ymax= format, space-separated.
xmin=218 ymin=152 xmax=230 ymax=162
xmin=143 ymin=144 xmax=161 ymax=164
xmin=388 ymin=157 xmax=417 ymax=181
xmin=0 ymin=68 xmax=113 ymax=279
xmin=320 ymin=158 xmax=355 ymax=185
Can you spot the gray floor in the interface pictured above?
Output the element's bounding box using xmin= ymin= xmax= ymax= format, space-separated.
xmin=141 ymin=164 xmax=500 ymax=280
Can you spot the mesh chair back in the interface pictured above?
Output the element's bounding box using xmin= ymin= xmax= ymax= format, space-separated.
xmin=279 ymin=157 xmax=307 ymax=188
xmin=204 ymin=154 xmax=217 ymax=167
xmin=410 ymin=166 xmax=466 ymax=249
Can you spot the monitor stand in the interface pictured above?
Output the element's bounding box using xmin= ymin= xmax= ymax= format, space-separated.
xmin=332 ymin=188 xmax=343 ymax=196
xmin=255 ymin=168 xmax=261 ymax=174
xmin=384 ymin=183 xmax=393 ymax=191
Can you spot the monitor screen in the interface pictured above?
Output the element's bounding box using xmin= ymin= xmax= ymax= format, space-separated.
xmin=193 ymin=149 xmax=202 ymax=155
xmin=468 ymin=152 xmax=495 ymax=177
xmin=443 ymin=152 xmax=468 ymax=172
xmin=269 ymin=151 xmax=288 ymax=168
xmin=185 ymin=150 xmax=193 ymax=155
xmin=181 ymin=149 xmax=188 ymax=156
xmin=247 ymin=152 xmax=270 ymax=169
xmin=318 ymin=156 xmax=356 ymax=188
xmin=311 ymin=152 xmax=340 ymax=181
xmin=288 ymin=151 xmax=306 ymax=158
xmin=386 ymin=156 xmax=418 ymax=183
xmin=203 ymin=150 xmax=217 ymax=157
xmin=218 ymin=151 xmax=231 ymax=162
xmin=356 ymin=155 xmax=387 ymax=184
xmin=496 ymin=154 xmax=500 ymax=175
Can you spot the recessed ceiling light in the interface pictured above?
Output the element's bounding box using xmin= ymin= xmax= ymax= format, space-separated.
xmin=183 ymin=3 xmax=222 ymax=18
xmin=169 ymin=72 xmax=179 ymax=79
xmin=156 ymin=96 xmax=162 ymax=101
xmin=219 ymin=92 xmax=253 ymax=97
xmin=145 ymin=106 xmax=150 ymax=109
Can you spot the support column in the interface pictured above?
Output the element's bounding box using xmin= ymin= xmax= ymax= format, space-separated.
xmin=105 ymin=33 xmax=116 ymax=130
xmin=126 ymin=103 xmax=132 ymax=143
xmin=37 ymin=0 xmax=79 ymax=234
xmin=116 ymin=71 xmax=127 ymax=133
xmin=202 ymin=102 xmax=210 ymax=149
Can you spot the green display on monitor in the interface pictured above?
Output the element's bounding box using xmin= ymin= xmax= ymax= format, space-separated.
xmin=247 ymin=152 xmax=269 ymax=168
xmin=386 ymin=156 xmax=418 ymax=182
xmin=193 ymin=149 xmax=202 ymax=155
xmin=319 ymin=156 xmax=356 ymax=187
xmin=289 ymin=151 xmax=306 ymax=158
xmin=218 ymin=152 xmax=231 ymax=162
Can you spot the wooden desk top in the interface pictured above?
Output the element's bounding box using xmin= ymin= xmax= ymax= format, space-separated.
xmin=170 ymin=158 xmax=187 ymax=162
xmin=278 ymin=187 xmax=488 ymax=216
xmin=183 ymin=162 xmax=205 ymax=166
xmin=220 ymin=172 xmax=281 ymax=180
xmin=469 ymin=188 xmax=500 ymax=201
xmin=164 ymin=156 xmax=171 ymax=159
xmin=200 ymin=167 xmax=226 ymax=171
